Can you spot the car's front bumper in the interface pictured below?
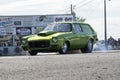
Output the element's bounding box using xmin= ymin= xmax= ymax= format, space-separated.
xmin=28 ymin=44 xmax=61 ymax=52
xmin=22 ymin=39 xmax=64 ymax=52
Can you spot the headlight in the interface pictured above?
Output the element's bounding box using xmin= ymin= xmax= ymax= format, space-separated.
xmin=52 ymin=37 xmax=57 ymax=43
xmin=22 ymin=40 xmax=26 ymax=44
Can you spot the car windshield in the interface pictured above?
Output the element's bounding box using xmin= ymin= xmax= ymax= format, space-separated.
xmin=43 ymin=23 xmax=72 ymax=32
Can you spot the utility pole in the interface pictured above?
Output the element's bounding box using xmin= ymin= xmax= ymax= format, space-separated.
xmin=104 ymin=0 xmax=111 ymax=48
xmin=104 ymin=0 xmax=107 ymax=43
xmin=71 ymin=4 xmax=73 ymax=14
xmin=70 ymin=4 xmax=76 ymax=21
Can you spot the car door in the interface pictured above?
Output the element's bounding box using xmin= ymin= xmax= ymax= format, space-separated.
xmin=70 ymin=23 xmax=83 ymax=49
xmin=73 ymin=23 xmax=88 ymax=48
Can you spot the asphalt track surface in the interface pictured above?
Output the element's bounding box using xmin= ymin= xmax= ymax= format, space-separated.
xmin=0 ymin=50 xmax=120 ymax=80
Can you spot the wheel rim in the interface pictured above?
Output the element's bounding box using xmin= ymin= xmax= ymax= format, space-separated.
xmin=62 ymin=43 xmax=68 ymax=53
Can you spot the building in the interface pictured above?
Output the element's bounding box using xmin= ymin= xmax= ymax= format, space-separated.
xmin=0 ymin=14 xmax=74 ymax=55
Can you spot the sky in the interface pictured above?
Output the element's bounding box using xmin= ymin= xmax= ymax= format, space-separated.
xmin=0 ymin=0 xmax=120 ymax=40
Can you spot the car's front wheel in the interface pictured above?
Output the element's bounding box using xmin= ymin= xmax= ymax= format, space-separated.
xmin=59 ymin=42 xmax=68 ymax=54
xmin=29 ymin=51 xmax=37 ymax=56
xmin=81 ymin=39 xmax=93 ymax=53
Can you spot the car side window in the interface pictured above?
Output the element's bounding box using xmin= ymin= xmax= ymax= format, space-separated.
xmin=54 ymin=23 xmax=72 ymax=32
xmin=73 ymin=24 xmax=82 ymax=33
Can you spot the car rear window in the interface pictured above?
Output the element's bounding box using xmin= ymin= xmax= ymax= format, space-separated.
xmin=80 ymin=24 xmax=93 ymax=33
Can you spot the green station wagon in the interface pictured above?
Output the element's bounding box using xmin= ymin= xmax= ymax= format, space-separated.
xmin=21 ymin=22 xmax=98 ymax=55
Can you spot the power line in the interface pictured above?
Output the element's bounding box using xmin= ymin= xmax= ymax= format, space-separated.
xmin=75 ymin=0 xmax=95 ymax=9
xmin=74 ymin=0 xmax=86 ymax=6
xmin=74 ymin=0 xmax=102 ymax=16
xmin=55 ymin=0 xmax=99 ymax=14
xmin=84 ymin=0 xmax=103 ymax=17
xmin=55 ymin=0 xmax=87 ymax=14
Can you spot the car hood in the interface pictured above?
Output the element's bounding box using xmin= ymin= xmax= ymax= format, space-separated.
xmin=28 ymin=31 xmax=71 ymax=41
xmin=37 ymin=31 xmax=57 ymax=36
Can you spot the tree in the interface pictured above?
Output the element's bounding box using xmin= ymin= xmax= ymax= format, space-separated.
xmin=75 ymin=17 xmax=86 ymax=22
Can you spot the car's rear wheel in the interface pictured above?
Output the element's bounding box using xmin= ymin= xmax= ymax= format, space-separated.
xmin=81 ymin=39 xmax=93 ymax=53
xmin=29 ymin=51 xmax=37 ymax=55
xmin=59 ymin=42 xmax=68 ymax=54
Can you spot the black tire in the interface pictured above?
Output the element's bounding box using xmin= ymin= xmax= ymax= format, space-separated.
xmin=59 ymin=42 xmax=68 ymax=54
xmin=29 ymin=51 xmax=37 ymax=56
xmin=81 ymin=39 xmax=93 ymax=53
